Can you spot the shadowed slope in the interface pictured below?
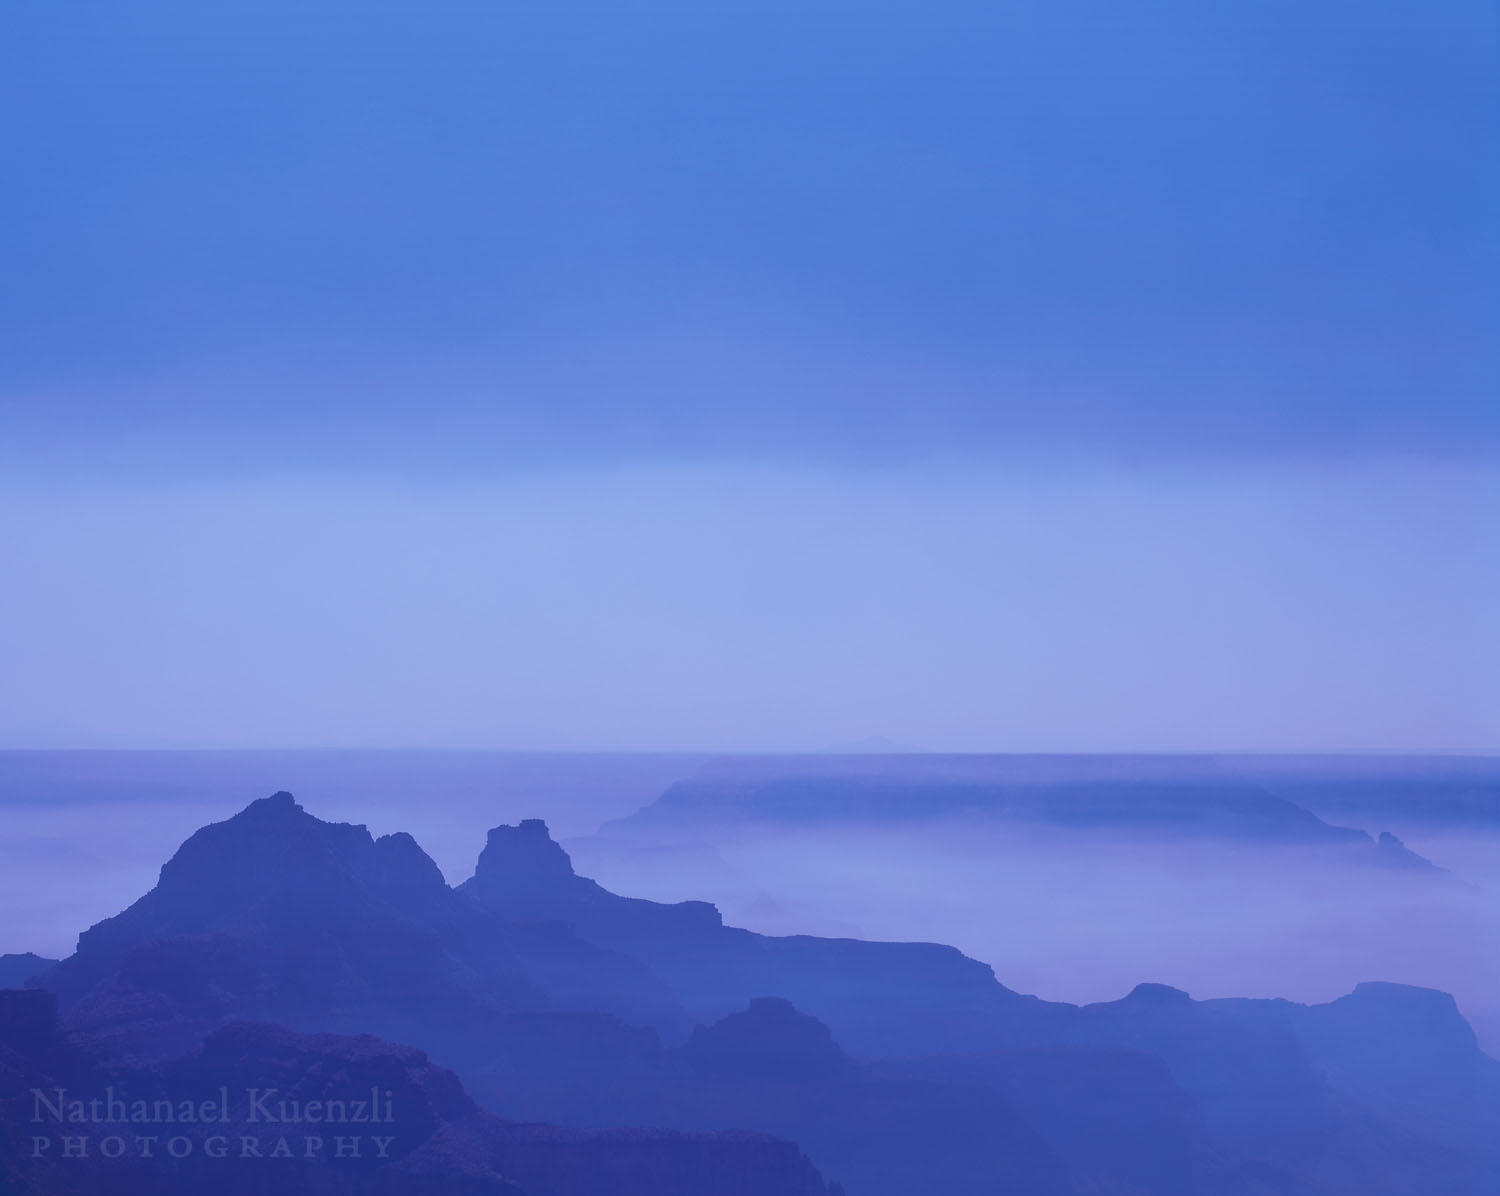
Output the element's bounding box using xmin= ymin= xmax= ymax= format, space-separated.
xmin=462 ymin=819 xmax=1500 ymax=1195
xmin=461 ymin=819 xmax=1066 ymax=1056
xmin=0 ymin=989 xmax=835 ymax=1196
xmin=35 ymin=794 xmax=688 ymax=1062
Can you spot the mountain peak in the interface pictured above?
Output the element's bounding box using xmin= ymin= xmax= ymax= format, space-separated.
xmin=44 ymin=791 xmax=455 ymax=1009
xmin=199 ymin=788 xmax=303 ymax=824
xmin=156 ymin=791 xmax=374 ymax=888
xmin=1373 ymin=831 xmax=1444 ymax=872
xmin=1126 ymin=983 xmax=1193 ymax=1003
xmin=685 ymin=997 xmax=854 ymax=1082
xmin=1310 ymin=982 xmax=1479 ymax=1060
xmin=474 ymin=819 xmax=577 ymax=882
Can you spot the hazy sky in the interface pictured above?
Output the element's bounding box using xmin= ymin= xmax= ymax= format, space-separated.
xmin=1 ymin=2 xmax=1496 ymax=749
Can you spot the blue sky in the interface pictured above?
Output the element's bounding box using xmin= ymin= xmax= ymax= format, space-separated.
xmin=1 ymin=2 xmax=1496 ymax=749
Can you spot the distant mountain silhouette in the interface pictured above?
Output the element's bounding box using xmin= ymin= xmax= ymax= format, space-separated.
xmin=1371 ymin=830 xmax=1445 ymax=871
xmin=1250 ymin=766 xmax=1500 ymax=831
xmin=15 ymin=793 xmax=1500 ymax=1195
xmin=600 ymin=773 xmax=1454 ymax=865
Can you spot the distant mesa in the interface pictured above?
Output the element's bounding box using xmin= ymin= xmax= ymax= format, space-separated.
xmin=602 ymin=772 xmax=1452 ymax=868
xmin=1124 ymin=982 xmax=1194 ymax=1004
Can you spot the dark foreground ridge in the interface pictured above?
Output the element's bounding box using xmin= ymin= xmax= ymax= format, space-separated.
xmin=0 ymin=988 xmax=833 ymax=1196
xmin=0 ymin=955 xmax=56 ymax=990
xmin=7 ymin=792 xmax=1498 ymax=1196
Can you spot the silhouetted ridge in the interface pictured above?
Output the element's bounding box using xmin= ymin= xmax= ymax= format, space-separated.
xmin=1126 ymin=983 xmax=1193 ymax=1003
xmin=479 ymin=818 xmax=579 ymax=879
xmin=376 ymin=830 xmax=450 ymax=892
xmin=1373 ymin=831 xmax=1445 ymax=871
xmin=12 ymin=795 xmax=1498 ymax=1196
xmin=459 ymin=997 xmax=1074 ymax=1196
xmin=606 ymin=773 xmax=1423 ymax=855
xmin=1307 ymin=981 xmax=1479 ymax=1057
xmin=0 ymin=952 xmax=57 ymax=988
xmin=34 ymin=793 xmax=691 ymax=1059
xmin=462 ymin=820 xmax=725 ymax=933
xmin=153 ymin=787 xmax=436 ymax=908
xmin=1281 ymin=981 xmax=1500 ymax=1161
xmin=1 ymin=1014 xmax=836 ymax=1196
xmin=685 ymin=997 xmax=854 ymax=1082
xmin=45 ymin=791 xmax=451 ymax=1006
xmin=463 ymin=819 xmax=1061 ymax=1058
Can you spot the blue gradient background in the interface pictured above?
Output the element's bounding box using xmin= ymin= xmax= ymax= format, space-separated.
xmin=1 ymin=1 xmax=1496 ymax=748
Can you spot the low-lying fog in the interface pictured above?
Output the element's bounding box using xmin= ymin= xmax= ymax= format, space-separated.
xmin=4 ymin=754 xmax=1495 ymax=1055
xmin=568 ymin=820 xmax=1500 ymax=1053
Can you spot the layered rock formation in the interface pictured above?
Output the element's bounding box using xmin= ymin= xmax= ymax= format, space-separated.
xmin=12 ymin=793 xmax=1498 ymax=1196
